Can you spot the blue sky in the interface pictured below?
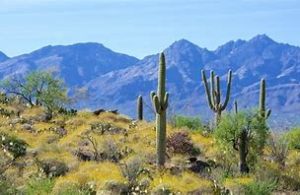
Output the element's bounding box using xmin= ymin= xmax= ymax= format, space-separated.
xmin=0 ymin=0 xmax=299 ymax=58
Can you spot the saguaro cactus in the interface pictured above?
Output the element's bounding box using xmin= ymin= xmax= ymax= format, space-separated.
xmin=234 ymin=128 xmax=250 ymax=173
xmin=201 ymin=70 xmax=232 ymax=125
xmin=150 ymin=52 xmax=169 ymax=167
xmin=234 ymin=100 xmax=238 ymax=114
xmin=137 ymin=95 xmax=143 ymax=121
xmin=259 ymin=79 xmax=271 ymax=120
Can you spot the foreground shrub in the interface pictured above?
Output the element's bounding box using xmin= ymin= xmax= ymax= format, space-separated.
xmin=269 ymin=135 xmax=289 ymax=169
xmin=37 ymin=159 xmax=69 ymax=178
xmin=167 ymin=131 xmax=200 ymax=156
xmin=24 ymin=178 xmax=54 ymax=195
xmin=170 ymin=115 xmax=203 ymax=131
xmin=284 ymin=128 xmax=300 ymax=150
xmin=0 ymin=180 xmax=18 ymax=195
xmin=242 ymin=180 xmax=277 ymax=195
xmin=0 ymin=134 xmax=27 ymax=159
xmin=121 ymin=157 xmax=152 ymax=194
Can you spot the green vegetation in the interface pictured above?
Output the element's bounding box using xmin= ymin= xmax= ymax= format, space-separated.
xmin=1 ymin=71 xmax=69 ymax=114
xmin=170 ymin=115 xmax=203 ymax=131
xmin=284 ymin=127 xmax=300 ymax=150
xmin=215 ymin=111 xmax=269 ymax=173
xmin=243 ymin=180 xmax=277 ymax=195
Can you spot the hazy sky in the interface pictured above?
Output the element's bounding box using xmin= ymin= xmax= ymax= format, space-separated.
xmin=0 ymin=0 xmax=299 ymax=58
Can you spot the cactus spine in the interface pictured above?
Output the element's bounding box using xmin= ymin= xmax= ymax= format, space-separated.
xmin=201 ymin=70 xmax=232 ymax=125
xmin=259 ymin=79 xmax=271 ymax=120
xmin=150 ymin=53 xmax=169 ymax=167
xmin=137 ymin=95 xmax=143 ymax=121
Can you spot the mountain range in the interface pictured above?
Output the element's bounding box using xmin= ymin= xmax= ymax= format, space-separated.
xmin=1 ymin=34 xmax=300 ymax=128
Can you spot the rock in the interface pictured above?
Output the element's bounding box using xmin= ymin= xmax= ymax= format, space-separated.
xmin=75 ymin=148 xmax=95 ymax=161
xmin=188 ymin=158 xmax=210 ymax=173
xmin=22 ymin=123 xmax=34 ymax=131
xmin=108 ymin=109 xmax=119 ymax=114
xmin=93 ymin=109 xmax=106 ymax=115
xmin=54 ymin=127 xmax=67 ymax=137
xmin=38 ymin=113 xmax=52 ymax=122
xmin=90 ymin=122 xmax=127 ymax=135
xmin=9 ymin=118 xmax=23 ymax=125
xmin=40 ymin=159 xmax=68 ymax=177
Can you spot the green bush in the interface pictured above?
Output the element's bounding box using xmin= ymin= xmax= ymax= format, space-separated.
xmin=284 ymin=128 xmax=300 ymax=150
xmin=170 ymin=115 xmax=203 ymax=131
xmin=24 ymin=178 xmax=54 ymax=195
xmin=243 ymin=180 xmax=277 ymax=195
xmin=0 ymin=134 xmax=27 ymax=158
xmin=0 ymin=180 xmax=18 ymax=195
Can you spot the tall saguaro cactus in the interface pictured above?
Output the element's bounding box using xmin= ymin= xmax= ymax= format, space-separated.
xmin=201 ymin=70 xmax=232 ymax=125
xmin=150 ymin=52 xmax=169 ymax=167
xmin=259 ymin=79 xmax=271 ymax=120
xmin=137 ymin=95 xmax=143 ymax=120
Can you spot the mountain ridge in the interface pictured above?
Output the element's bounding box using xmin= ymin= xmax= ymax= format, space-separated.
xmin=0 ymin=35 xmax=300 ymax=126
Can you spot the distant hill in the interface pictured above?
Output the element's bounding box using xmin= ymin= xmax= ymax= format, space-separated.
xmin=1 ymin=35 xmax=300 ymax=127
xmin=0 ymin=43 xmax=139 ymax=86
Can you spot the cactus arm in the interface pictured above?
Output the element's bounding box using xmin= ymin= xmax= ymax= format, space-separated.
xmin=201 ymin=70 xmax=214 ymax=110
xmin=215 ymin=76 xmax=221 ymax=106
xmin=162 ymin=92 xmax=169 ymax=110
xmin=210 ymin=71 xmax=216 ymax=108
xmin=234 ymin=100 xmax=238 ymax=114
xmin=221 ymin=70 xmax=232 ymax=110
xmin=151 ymin=95 xmax=161 ymax=114
xmin=266 ymin=109 xmax=271 ymax=119
xmin=150 ymin=91 xmax=156 ymax=100
xmin=259 ymin=79 xmax=266 ymax=114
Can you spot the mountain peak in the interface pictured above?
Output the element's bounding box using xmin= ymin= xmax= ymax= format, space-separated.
xmin=169 ymin=39 xmax=200 ymax=49
xmin=249 ymin=34 xmax=275 ymax=44
xmin=0 ymin=51 xmax=9 ymax=62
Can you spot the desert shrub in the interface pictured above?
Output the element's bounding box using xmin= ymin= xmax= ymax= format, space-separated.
xmin=152 ymin=184 xmax=174 ymax=195
xmin=58 ymin=107 xmax=77 ymax=116
xmin=24 ymin=178 xmax=54 ymax=195
xmin=102 ymin=180 xmax=128 ymax=194
xmin=242 ymin=180 xmax=277 ymax=195
xmin=284 ymin=127 xmax=300 ymax=150
xmin=0 ymin=108 xmax=14 ymax=117
xmin=54 ymin=184 xmax=93 ymax=195
xmin=100 ymin=139 xmax=123 ymax=162
xmin=170 ymin=115 xmax=203 ymax=131
xmin=269 ymin=135 xmax=289 ymax=168
xmin=121 ymin=157 xmax=152 ymax=194
xmin=167 ymin=131 xmax=200 ymax=156
xmin=0 ymin=180 xmax=18 ymax=195
xmin=0 ymin=134 xmax=27 ymax=159
xmin=37 ymin=159 xmax=69 ymax=178
xmin=0 ymin=93 xmax=10 ymax=105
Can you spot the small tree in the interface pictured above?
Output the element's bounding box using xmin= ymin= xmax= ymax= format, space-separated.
xmin=1 ymin=71 xmax=69 ymax=114
xmin=214 ymin=111 xmax=269 ymax=173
